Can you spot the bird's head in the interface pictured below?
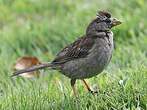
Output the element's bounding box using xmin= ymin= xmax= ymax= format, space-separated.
xmin=86 ymin=11 xmax=121 ymax=35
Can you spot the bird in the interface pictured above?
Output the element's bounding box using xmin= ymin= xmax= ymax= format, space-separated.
xmin=11 ymin=11 xmax=121 ymax=100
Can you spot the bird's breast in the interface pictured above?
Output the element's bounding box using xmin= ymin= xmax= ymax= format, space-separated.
xmin=61 ymin=32 xmax=114 ymax=79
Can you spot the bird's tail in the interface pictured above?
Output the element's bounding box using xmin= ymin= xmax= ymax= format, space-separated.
xmin=11 ymin=62 xmax=52 ymax=77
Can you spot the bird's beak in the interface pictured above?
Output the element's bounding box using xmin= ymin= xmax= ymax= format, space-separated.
xmin=112 ymin=19 xmax=122 ymax=26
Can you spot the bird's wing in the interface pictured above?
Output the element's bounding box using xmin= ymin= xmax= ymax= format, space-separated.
xmin=52 ymin=35 xmax=95 ymax=64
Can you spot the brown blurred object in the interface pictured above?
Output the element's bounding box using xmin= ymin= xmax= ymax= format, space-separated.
xmin=13 ymin=57 xmax=41 ymax=78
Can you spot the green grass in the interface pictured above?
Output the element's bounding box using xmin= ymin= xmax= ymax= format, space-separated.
xmin=0 ymin=0 xmax=147 ymax=109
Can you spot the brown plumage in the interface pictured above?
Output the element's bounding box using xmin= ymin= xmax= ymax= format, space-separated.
xmin=97 ymin=10 xmax=111 ymax=18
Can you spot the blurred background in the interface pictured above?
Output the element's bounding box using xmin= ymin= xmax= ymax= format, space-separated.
xmin=0 ymin=0 xmax=147 ymax=109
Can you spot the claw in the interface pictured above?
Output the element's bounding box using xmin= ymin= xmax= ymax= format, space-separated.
xmin=74 ymin=98 xmax=80 ymax=102
xmin=89 ymin=90 xmax=98 ymax=94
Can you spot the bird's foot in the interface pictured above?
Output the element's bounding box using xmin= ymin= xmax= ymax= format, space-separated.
xmin=74 ymin=98 xmax=80 ymax=102
xmin=89 ymin=90 xmax=98 ymax=94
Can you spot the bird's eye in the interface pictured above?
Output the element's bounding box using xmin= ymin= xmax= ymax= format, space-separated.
xmin=105 ymin=19 xmax=111 ymax=23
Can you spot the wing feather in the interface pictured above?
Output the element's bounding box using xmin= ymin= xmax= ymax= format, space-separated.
xmin=52 ymin=35 xmax=94 ymax=64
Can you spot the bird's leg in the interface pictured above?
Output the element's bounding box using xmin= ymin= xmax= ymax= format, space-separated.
xmin=82 ymin=79 xmax=98 ymax=93
xmin=71 ymin=79 xmax=80 ymax=101
xmin=82 ymin=79 xmax=91 ymax=91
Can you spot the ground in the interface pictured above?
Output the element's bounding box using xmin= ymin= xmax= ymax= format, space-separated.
xmin=0 ymin=0 xmax=147 ymax=109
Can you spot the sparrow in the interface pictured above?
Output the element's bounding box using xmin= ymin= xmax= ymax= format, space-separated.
xmin=11 ymin=11 xmax=121 ymax=100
